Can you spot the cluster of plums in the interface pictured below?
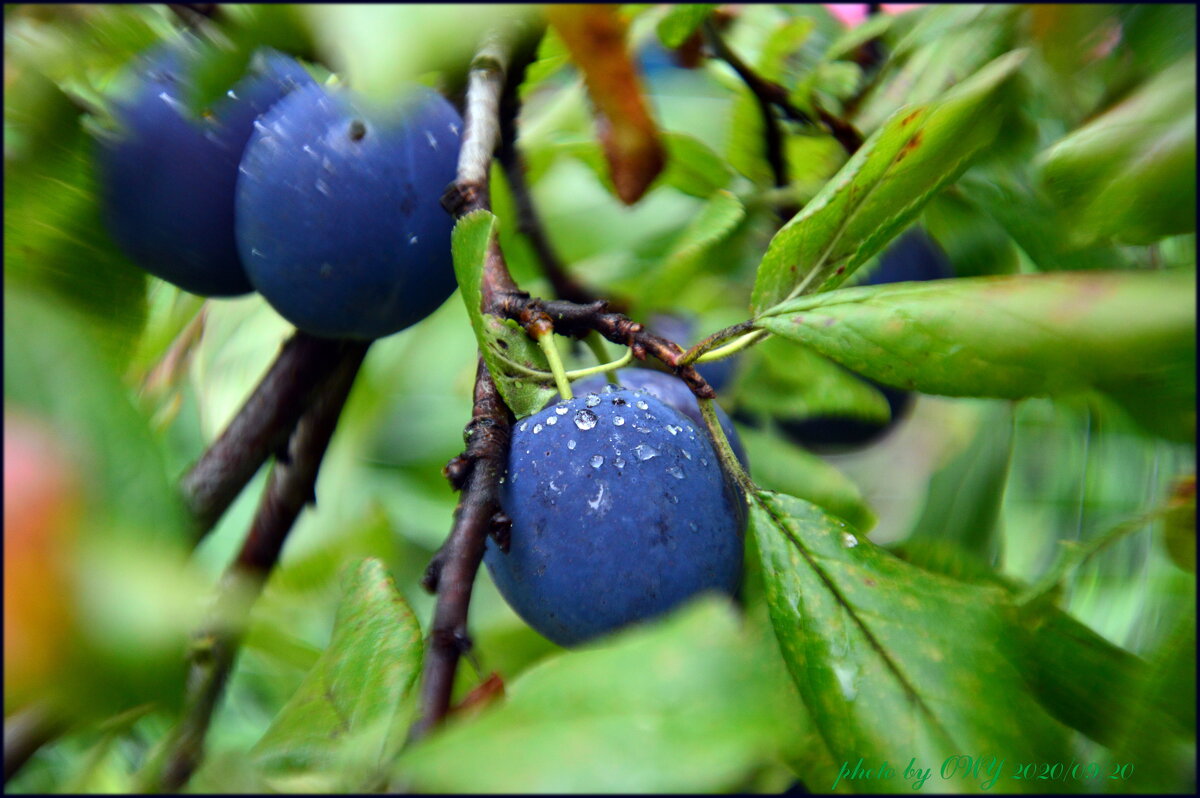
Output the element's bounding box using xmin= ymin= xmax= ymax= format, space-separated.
xmin=95 ymin=38 xmax=463 ymax=340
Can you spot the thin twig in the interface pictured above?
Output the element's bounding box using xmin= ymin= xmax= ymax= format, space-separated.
xmin=703 ymin=19 xmax=863 ymax=158
xmin=156 ymin=341 xmax=369 ymax=791
xmin=180 ymin=332 xmax=351 ymax=540
xmin=3 ymin=704 xmax=64 ymax=786
xmin=495 ymin=28 xmax=623 ymax=310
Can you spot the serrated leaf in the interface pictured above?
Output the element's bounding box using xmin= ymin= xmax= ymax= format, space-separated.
xmin=655 ymin=4 xmax=715 ymax=49
xmin=750 ymin=491 xmax=1068 ymax=791
xmin=756 ymin=271 xmax=1197 ymax=440
xmin=751 ymin=49 xmax=1028 ymax=313
xmin=547 ymin=5 xmax=665 ymax=204
xmin=394 ymin=598 xmax=810 ymax=793
xmin=452 ymin=210 xmax=556 ymax=418
xmin=657 ymin=131 xmax=733 ymax=198
xmin=739 ymin=426 xmax=876 ymax=532
xmin=1037 ymin=53 xmax=1197 ymax=246
xmin=251 ymin=559 xmax=423 ymax=790
xmin=729 ymin=335 xmax=892 ymax=425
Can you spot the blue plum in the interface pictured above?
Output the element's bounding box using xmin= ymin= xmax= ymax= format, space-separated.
xmin=486 ymin=388 xmax=745 ymax=647
xmin=780 ymin=228 xmax=952 ymax=451
xmin=234 ymin=82 xmax=463 ymax=340
xmin=572 ymin=368 xmax=748 ymax=469
xmin=95 ymin=42 xmax=314 ymax=296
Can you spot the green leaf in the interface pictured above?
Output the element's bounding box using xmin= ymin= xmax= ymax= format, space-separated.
xmin=1036 ymin=53 xmax=1197 ymax=246
xmin=1110 ymin=599 xmax=1197 ymax=792
xmin=756 ymin=271 xmax=1197 ymax=440
xmin=1015 ymin=597 xmax=1147 ymax=749
xmin=728 ymin=335 xmax=891 ymax=425
xmin=751 ymin=49 xmax=1028 ymax=313
xmin=739 ymin=426 xmax=876 ymax=532
xmin=452 ymin=210 xmax=556 ymax=418
xmin=394 ymin=598 xmax=810 ymax=793
xmin=655 ymin=4 xmax=715 ymax=49
xmin=251 ymin=559 xmax=423 ymax=791
xmin=920 ymin=191 xmax=1019 ymax=278
xmin=4 ymin=98 xmax=148 ymax=364
xmin=750 ymin=491 xmax=1068 ymax=790
xmin=641 ymin=189 xmax=745 ymax=301
xmin=657 ymin=131 xmax=734 ymax=198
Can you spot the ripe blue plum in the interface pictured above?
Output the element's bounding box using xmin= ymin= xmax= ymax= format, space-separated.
xmin=485 ymin=388 xmax=745 ymax=647
xmin=235 ymin=82 xmax=462 ymax=340
xmin=95 ymin=42 xmax=314 ymax=296
xmin=780 ymin=228 xmax=952 ymax=450
xmin=572 ymin=368 xmax=748 ymax=468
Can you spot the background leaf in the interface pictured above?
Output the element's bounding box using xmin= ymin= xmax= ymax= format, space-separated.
xmin=250 ymin=559 xmax=423 ymax=791
xmin=393 ymin=597 xmax=810 ymax=793
xmin=1036 ymin=53 xmax=1197 ymax=246
xmin=655 ymin=4 xmax=715 ymax=49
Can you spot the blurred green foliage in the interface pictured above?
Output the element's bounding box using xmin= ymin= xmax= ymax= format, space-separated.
xmin=4 ymin=3 xmax=1194 ymax=794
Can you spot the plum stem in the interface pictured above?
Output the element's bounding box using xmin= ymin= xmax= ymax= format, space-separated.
xmin=536 ymin=329 xmax=574 ymax=400
xmin=699 ymin=397 xmax=754 ymax=496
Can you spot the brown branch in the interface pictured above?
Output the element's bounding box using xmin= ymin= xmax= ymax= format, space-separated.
xmin=156 ymin=341 xmax=369 ymax=791
xmin=494 ymin=27 xmax=623 ymax=311
xmin=702 ymin=19 xmax=863 ymax=160
xmin=410 ymin=359 xmax=512 ymax=741
xmin=180 ymin=332 xmax=351 ymax=540
xmin=3 ymin=704 xmax=64 ymax=786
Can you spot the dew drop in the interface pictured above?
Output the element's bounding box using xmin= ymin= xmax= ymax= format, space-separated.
xmin=590 ymin=455 xmax=604 ymax=468
xmin=315 ymin=179 xmax=330 ymax=196
xmin=614 ymin=456 xmax=625 ymax=468
xmin=636 ymin=400 xmax=649 ymax=410
xmin=613 ymin=416 xmax=625 ymax=426
xmin=700 ymin=458 xmax=708 ymax=466
xmin=666 ymin=425 xmax=682 ymax=435
xmin=574 ymin=409 xmax=598 ymax=430
xmin=585 ymin=394 xmax=601 ymax=408
xmin=425 ymin=130 xmax=439 ymax=149
xmin=667 ymin=466 xmax=685 ymax=480
xmin=545 ymin=416 xmax=557 ymax=426
xmin=533 ymin=424 xmax=543 ymax=434
xmin=519 ymin=422 xmax=528 ymax=432
xmin=634 ymin=444 xmax=658 ymax=461
xmin=668 ymin=494 xmax=679 ymax=504
xmin=680 ymin=449 xmax=691 ymax=461
xmin=842 ymin=532 xmax=859 ymax=548
xmin=408 ymin=234 xmax=419 ymax=245
xmin=555 ymin=404 xmax=569 ymax=415
xmin=635 ymin=425 xmax=652 ymax=434
xmin=567 ymin=439 xmax=576 ymax=450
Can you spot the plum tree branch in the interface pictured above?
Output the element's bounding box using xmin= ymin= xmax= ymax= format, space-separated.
xmin=3 ymin=704 xmax=64 ymax=786
xmin=415 ymin=15 xmax=721 ymax=741
xmin=154 ymin=340 xmax=369 ymax=791
xmin=702 ymin=19 xmax=863 ymax=165
xmin=180 ymin=332 xmax=353 ymax=540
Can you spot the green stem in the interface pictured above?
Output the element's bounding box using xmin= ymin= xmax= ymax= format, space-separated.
xmin=698 ymin=398 xmax=754 ymax=495
xmin=536 ymin=331 xmax=573 ymax=400
xmin=694 ymin=330 xmax=768 ymax=364
xmin=567 ymin=347 xmax=633 ymax=381
xmin=680 ymin=321 xmax=759 ymax=366
xmin=585 ymin=331 xmax=619 ymax=383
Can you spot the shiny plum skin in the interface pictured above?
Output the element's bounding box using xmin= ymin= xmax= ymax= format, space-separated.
xmin=95 ymin=44 xmax=313 ymax=296
xmin=234 ymin=82 xmax=462 ymax=340
xmin=485 ymin=388 xmax=745 ymax=647
xmin=572 ymin=368 xmax=748 ymax=469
